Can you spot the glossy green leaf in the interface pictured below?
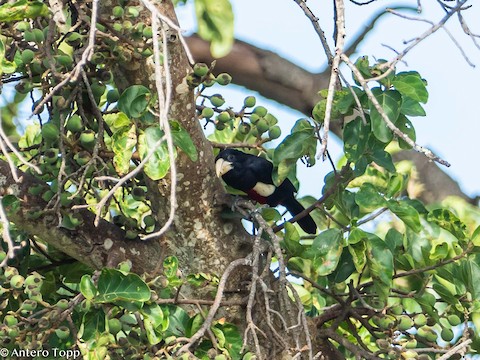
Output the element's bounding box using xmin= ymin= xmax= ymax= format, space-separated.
xmin=272 ymin=120 xmax=316 ymax=184
xmin=396 ymin=116 xmax=416 ymax=150
xmin=0 ymin=0 xmax=49 ymax=22
xmin=170 ymin=120 xmax=198 ymax=162
xmin=138 ymin=126 xmax=172 ymax=180
xmin=369 ymin=88 xmax=402 ymax=143
xmin=112 ymin=124 xmax=136 ymax=176
xmin=427 ymin=209 xmax=466 ymax=240
xmin=141 ymin=303 xmax=164 ymax=330
xmin=96 ymin=269 xmax=150 ymax=303
xmin=308 ymin=229 xmax=343 ymax=276
xmin=355 ymin=183 xmax=386 ymax=211
xmin=393 ymin=71 xmax=428 ymax=103
xmin=283 ymin=222 xmax=303 ymax=256
xmin=387 ymin=199 xmax=421 ymax=232
xmin=343 ymin=117 xmax=369 ymax=161
xmin=195 ymin=0 xmax=234 ymax=58
xmin=81 ymin=309 xmax=106 ymax=341
xmin=400 ymin=96 xmax=426 ymax=117
xmin=80 ymin=275 xmax=97 ymax=300
xmin=328 ymin=249 xmax=356 ymax=283
xmin=367 ymin=236 xmax=394 ymax=303
xmin=163 ymin=256 xmax=179 ymax=279
xmin=117 ymin=85 xmax=151 ymax=118
xmin=0 ymin=38 xmax=16 ymax=75
xmin=287 ymin=257 xmax=312 ymax=277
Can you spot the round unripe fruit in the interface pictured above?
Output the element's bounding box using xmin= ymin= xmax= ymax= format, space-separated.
xmin=447 ymin=314 xmax=461 ymax=326
xmin=243 ymin=96 xmax=256 ymax=108
xmin=249 ymin=113 xmax=260 ymax=124
xmin=107 ymin=89 xmax=120 ymax=103
xmin=21 ymin=299 xmax=37 ymax=311
xmin=127 ymin=6 xmax=139 ymax=18
xmin=66 ymin=32 xmax=82 ymax=47
xmin=118 ymin=260 xmax=132 ymax=273
xmin=112 ymin=6 xmax=124 ymax=17
xmin=377 ymin=315 xmax=396 ymax=330
xmin=268 ymin=126 xmax=281 ymax=139
xmin=21 ymin=49 xmax=35 ymax=64
xmin=143 ymin=215 xmax=155 ymax=228
xmin=80 ymin=130 xmax=96 ymax=148
xmin=405 ymin=338 xmax=417 ymax=349
xmin=253 ymin=106 xmax=268 ymax=117
xmin=216 ymin=73 xmax=232 ymax=86
xmin=215 ymin=122 xmax=226 ymax=131
xmin=193 ymin=63 xmax=209 ymax=77
xmin=265 ymin=113 xmax=278 ymax=126
xmin=24 ymin=274 xmax=42 ymax=287
xmin=74 ymin=151 xmax=91 ymax=166
xmin=397 ymin=315 xmax=414 ymax=331
xmin=108 ymin=318 xmax=122 ymax=335
xmin=16 ymin=21 xmax=29 ymax=32
xmin=255 ymin=118 xmax=270 ymax=134
xmin=44 ymin=148 xmax=59 ymax=164
xmin=125 ymin=230 xmax=138 ymax=240
xmin=441 ymin=328 xmax=454 ymax=342
xmin=201 ymin=107 xmax=214 ymax=119
xmin=4 ymin=315 xmax=18 ymax=326
xmin=91 ymin=82 xmax=106 ymax=98
xmin=55 ymin=299 xmax=70 ymax=310
xmin=142 ymin=26 xmax=153 ymax=38
xmin=10 ymin=274 xmax=25 ymax=289
xmin=210 ymin=94 xmax=225 ymax=107
xmin=417 ymin=325 xmax=437 ymax=342
xmin=131 ymin=187 xmax=146 ymax=201
xmin=42 ymin=123 xmax=60 ymax=144
xmin=238 ymin=123 xmax=251 ymax=135
xmin=414 ymin=314 xmax=427 ymax=327
xmin=217 ymin=111 xmax=231 ymax=123
xmin=55 ymin=326 xmax=70 ymax=340
xmin=32 ymin=28 xmax=45 ymax=43
xmin=42 ymin=190 xmax=54 ymax=202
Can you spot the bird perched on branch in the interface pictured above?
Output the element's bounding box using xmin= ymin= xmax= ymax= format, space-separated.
xmin=215 ymin=148 xmax=317 ymax=234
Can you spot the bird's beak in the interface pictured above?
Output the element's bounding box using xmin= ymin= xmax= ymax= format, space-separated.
xmin=215 ymin=158 xmax=233 ymax=177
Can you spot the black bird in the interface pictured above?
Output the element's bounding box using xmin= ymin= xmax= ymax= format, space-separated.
xmin=215 ymin=149 xmax=317 ymax=234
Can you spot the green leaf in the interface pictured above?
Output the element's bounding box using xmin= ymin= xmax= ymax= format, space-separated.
xmin=367 ymin=236 xmax=394 ymax=303
xmin=343 ymin=117 xmax=369 ymax=161
xmin=117 ymin=85 xmax=151 ymax=118
xmin=0 ymin=38 xmax=16 ymax=76
xmin=112 ymin=124 xmax=137 ymax=176
xmin=283 ymin=222 xmax=304 ymax=256
xmin=472 ymin=225 xmax=480 ymax=246
xmin=355 ymin=183 xmax=386 ymax=211
xmin=95 ymin=269 xmax=150 ymax=303
xmin=163 ymin=256 xmax=179 ymax=279
xmin=307 ymin=229 xmax=343 ymax=276
xmin=387 ymin=200 xmax=421 ymax=232
xmin=287 ymin=257 xmax=312 ymax=277
xmin=141 ymin=303 xmax=165 ymax=331
xmin=396 ymin=116 xmax=416 ymax=150
xmin=273 ymin=120 xmax=316 ymax=184
xmin=400 ymin=96 xmax=426 ymax=117
xmin=216 ymin=323 xmax=243 ymax=360
xmin=369 ymin=88 xmax=402 ymax=143
xmin=81 ymin=309 xmax=106 ymax=341
xmin=195 ymin=0 xmax=234 ymax=58
xmin=138 ymin=126 xmax=172 ymax=180
xmin=0 ymin=0 xmax=49 ymax=22
xmin=80 ymin=275 xmax=97 ymax=300
xmin=328 ymin=249 xmax=356 ymax=283
xmin=393 ymin=71 xmax=428 ymax=103
xmin=427 ymin=209 xmax=466 ymax=240
xmin=170 ymin=120 xmax=198 ymax=162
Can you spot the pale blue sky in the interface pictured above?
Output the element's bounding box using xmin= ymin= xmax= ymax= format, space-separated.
xmin=177 ymin=0 xmax=480 ymax=200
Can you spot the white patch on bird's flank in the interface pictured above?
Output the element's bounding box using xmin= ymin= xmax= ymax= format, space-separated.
xmin=252 ymin=182 xmax=276 ymax=197
xmin=215 ymin=158 xmax=233 ymax=177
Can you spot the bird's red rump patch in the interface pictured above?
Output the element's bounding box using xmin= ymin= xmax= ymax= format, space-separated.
xmin=246 ymin=189 xmax=268 ymax=204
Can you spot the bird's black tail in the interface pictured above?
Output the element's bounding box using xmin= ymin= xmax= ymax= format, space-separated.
xmin=282 ymin=196 xmax=317 ymax=234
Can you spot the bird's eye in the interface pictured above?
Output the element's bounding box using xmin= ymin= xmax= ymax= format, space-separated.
xmin=227 ymin=154 xmax=235 ymax=162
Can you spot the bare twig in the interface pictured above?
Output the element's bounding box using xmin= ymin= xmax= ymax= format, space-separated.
xmin=176 ymin=257 xmax=250 ymax=355
xmin=321 ymin=0 xmax=346 ymax=159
